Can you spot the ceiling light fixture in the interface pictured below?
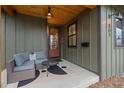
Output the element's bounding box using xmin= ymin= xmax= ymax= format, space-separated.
xmin=47 ymin=7 xmax=53 ymax=19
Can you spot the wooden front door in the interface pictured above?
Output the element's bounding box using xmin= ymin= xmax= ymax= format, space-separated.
xmin=48 ymin=27 xmax=60 ymax=58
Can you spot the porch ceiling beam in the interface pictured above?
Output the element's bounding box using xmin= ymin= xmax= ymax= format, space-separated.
xmin=82 ymin=5 xmax=96 ymax=9
xmin=2 ymin=5 xmax=15 ymax=16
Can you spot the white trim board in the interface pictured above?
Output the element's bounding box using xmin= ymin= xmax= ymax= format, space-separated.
xmin=1 ymin=69 xmax=7 ymax=87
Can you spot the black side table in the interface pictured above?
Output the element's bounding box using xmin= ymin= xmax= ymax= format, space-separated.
xmin=42 ymin=60 xmax=59 ymax=77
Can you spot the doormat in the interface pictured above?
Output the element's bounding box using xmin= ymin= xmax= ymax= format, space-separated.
xmin=48 ymin=65 xmax=67 ymax=75
xmin=17 ymin=70 xmax=40 ymax=88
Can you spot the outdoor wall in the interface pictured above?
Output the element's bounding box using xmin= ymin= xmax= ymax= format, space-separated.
xmin=0 ymin=5 xmax=2 ymax=87
xmin=1 ymin=13 xmax=5 ymax=70
xmin=100 ymin=6 xmax=124 ymax=80
xmin=1 ymin=12 xmax=47 ymax=70
xmin=62 ymin=8 xmax=100 ymax=74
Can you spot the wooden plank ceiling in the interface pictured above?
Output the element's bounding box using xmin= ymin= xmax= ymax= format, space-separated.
xmin=2 ymin=5 xmax=96 ymax=25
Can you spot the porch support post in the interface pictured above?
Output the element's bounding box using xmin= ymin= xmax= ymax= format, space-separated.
xmin=0 ymin=5 xmax=2 ymax=87
xmin=2 ymin=5 xmax=14 ymax=16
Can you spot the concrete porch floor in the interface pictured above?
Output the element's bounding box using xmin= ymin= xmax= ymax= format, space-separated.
xmin=6 ymin=60 xmax=99 ymax=88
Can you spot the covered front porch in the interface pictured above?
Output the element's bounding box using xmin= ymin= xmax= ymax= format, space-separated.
xmin=0 ymin=5 xmax=100 ymax=88
xmin=1 ymin=5 xmax=124 ymax=88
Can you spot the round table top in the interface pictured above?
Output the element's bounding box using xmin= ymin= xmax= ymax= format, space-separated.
xmin=42 ymin=60 xmax=59 ymax=66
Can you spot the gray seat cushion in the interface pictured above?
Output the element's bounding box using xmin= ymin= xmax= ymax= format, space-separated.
xmin=35 ymin=58 xmax=47 ymax=64
xmin=34 ymin=51 xmax=46 ymax=59
xmin=14 ymin=61 xmax=35 ymax=72
xmin=14 ymin=52 xmax=29 ymax=66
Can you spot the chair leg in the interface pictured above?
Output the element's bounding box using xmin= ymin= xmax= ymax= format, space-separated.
xmin=47 ymin=66 xmax=49 ymax=77
xmin=47 ymin=70 xmax=48 ymax=77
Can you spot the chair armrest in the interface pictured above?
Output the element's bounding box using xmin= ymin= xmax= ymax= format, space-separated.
xmin=6 ymin=59 xmax=15 ymax=74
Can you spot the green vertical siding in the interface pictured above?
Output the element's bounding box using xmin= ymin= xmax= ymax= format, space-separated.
xmin=82 ymin=14 xmax=90 ymax=69
xmin=62 ymin=8 xmax=100 ymax=74
xmin=16 ymin=14 xmax=25 ymax=52
xmin=2 ymin=13 xmax=47 ymax=69
xmin=77 ymin=15 xmax=83 ymax=66
xmin=90 ymin=9 xmax=99 ymax=72
xmin=111 ymin=7 xmax=116 ymax=76
xmin=100 ymin=6 xmax=124 ymax=80
xmin=100 ymin=6 xmax=107 ymax=79
xmin=106 ymin=6 xmax=112 ymax=78
xmin=5 ymin=14 xmax=16 ymax=63
xmin=1 ymin=13 xmax=5 ymax=69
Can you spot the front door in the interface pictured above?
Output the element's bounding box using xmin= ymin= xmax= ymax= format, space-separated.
xmin=48 ymin=27 xmax=60 ymax=58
